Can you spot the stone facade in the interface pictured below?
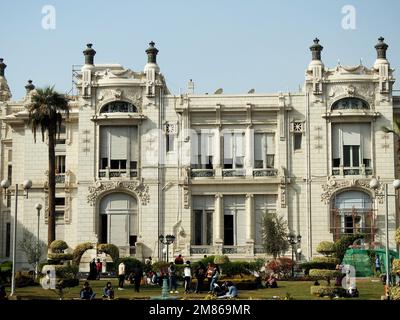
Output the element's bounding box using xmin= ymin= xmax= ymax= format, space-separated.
xmin=0 ymin=38 xmax=399 ymax=269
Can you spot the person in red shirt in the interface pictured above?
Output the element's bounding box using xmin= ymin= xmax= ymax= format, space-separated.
xmin=174 ymin=254 xmax=184 ymax=265
xmin=96 ymin=259 xmax=102 ymax=280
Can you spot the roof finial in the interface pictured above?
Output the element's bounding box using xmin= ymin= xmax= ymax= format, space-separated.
xmin=146 ymin=41 xmax=159 ymax=64
xmin=310 ymin=37 xmax=323 ymax=61
xmin=0 ymin=58 xmax=6 ymax=77
xmin=83 ymin=43 xmax=96 ymax=65
xmin=375 ymin=37 xmax=388 ymax=59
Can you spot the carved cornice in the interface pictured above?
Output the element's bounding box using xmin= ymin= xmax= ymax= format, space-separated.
xmin=321 ymin=177 xmax=384 ymax=204
xmin=87 ymin=180 xmax=150 ymax=206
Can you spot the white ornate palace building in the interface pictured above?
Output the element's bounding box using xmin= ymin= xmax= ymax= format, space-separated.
xmin=0 ymin=38 xmax=399 ymax=268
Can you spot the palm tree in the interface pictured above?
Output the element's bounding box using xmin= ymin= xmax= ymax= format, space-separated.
xmin=382 ymin=116 xmax=400 ymax=137
xmin=27 ymin=86 xmax=69 ymax=246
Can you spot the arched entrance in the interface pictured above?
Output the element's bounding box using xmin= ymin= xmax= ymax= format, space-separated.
xmin=331 ymin=190 xmax=375 ymax=242
xmin=99 ymin=193 xmax=138 ymax=249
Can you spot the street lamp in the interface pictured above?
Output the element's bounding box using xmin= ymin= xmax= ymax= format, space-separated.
xmin=159 ymin=234 xmax=176 ymax=262
xmin=287 ymin=233 xmax=302 ymax=278
xmin=1 ymin=179 xmax=32 ymax=296
xmin=369 ymin=177 xmax=400 ymax=291
xmin=35 ymin=203 xmax=42 ymax=278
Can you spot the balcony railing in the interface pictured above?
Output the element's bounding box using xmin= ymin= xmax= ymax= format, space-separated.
xmin=190 ymin=246 xmax=213 ymax=255
xmin=222 ymin=169 xmax=246 ymax=177
xmin=252 ymin=168 xmax=278 ymax=177
xmin=99 ymin=169 xmax=138 ymax=179
xmin=55 ymin=174 xmax=65 ymax=184
xmin=332 ymin=166 xmax=373 ymax=176
xmin=190 ymin=169 xmax=215 ymax=178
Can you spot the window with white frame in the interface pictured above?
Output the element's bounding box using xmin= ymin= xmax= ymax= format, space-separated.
xmin=56 ymin=155 xmax=66 ymax=174
xmin=331 ymin=123 xmax=371 ymax=172
xmin=191 ymin=130 xmax=214 ymax=169
xmin=192 ymin=196 xmax=214 ymax=245
xmin=223 ymin=131 xmax=245 ymax=169
xmin=254 ymin=133 xmax=275 ymax=169
xmin=99 ymin=126 xmax=138 ymax=172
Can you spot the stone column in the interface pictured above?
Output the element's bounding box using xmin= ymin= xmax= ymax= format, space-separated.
xmin=245 ymin=193 xmax=255 ymax=244
xmin=214 ymin=193 xmax=224 ymax=254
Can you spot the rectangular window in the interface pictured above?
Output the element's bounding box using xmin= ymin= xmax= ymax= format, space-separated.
xmin=254 ymin=133 xmax=275 ymax=169
xmin=194 ymin=210 xmax=203 ymax=245
xmin=223 ymin=132 xmax=245 ymax=169
xmin=7 ymin=165 xmax=12 ymax=184
xmin=56 ymin=156 xmax=66 ymax=174
xmin=294 ymin=133 xmax=302 ymax=151
xmin=55 ymin=210 xmax=64 ymax=222
xmin=166 ymin=134 xmax=174 ymax=152
xmin=206 ymin=210 xmax=213 ymax=245
xmin=192 ymin=131 xmax=214 ymax=169
xmin=6 ymin=223 xmax=11 ymax=257
xmin=193 ymin=209 xmax=213 ymax=245
xmin=223 ymin=215 xmax=234 ymax=245
xmin=55 ymin=197 xmax=65 ymax=206
xmin=343 ymin=145 xmax=360 ymax=167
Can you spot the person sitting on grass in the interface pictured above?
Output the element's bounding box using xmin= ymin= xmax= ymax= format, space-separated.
xmin=102 ymin=281 xmax=114 ymax=299
xmin=218 ymin=281 xmax=238 ymax=299
xmin=80 ymin=281 xmax=96 ymax=300
xmin=211 ymin=282 xmax=225 ymax=297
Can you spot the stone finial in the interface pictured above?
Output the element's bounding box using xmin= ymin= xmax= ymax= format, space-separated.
xmin=25 ymin=80 xmax=35 ymax=93
xmin=0 ymin=58 xmax=6 ymax=77
xmin=145 ymin=41 xmax=159 ymax=64
xmin=83 ymin=43 xmax=96 ymax=65
xmin=309 ymin=38 xmax=323 ymax=61
xmin=375 ymin=37 xmax=388 ymax=59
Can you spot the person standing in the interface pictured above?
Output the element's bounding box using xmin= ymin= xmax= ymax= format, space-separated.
xmin=206 ymin=262 xmax=214 ymax=286
xmin=375 ymin=256 xmax=381 ymax=274
xmin=183 ymin=261 xmax=192 ymax=294
xmin=118 ymin=261 xmax=126 ymax=290
xmin=96 ymin=258 xmax=102 ymax=280
xmin=133 ymin=265 xmax=143 ymax=293
xmin=87 ymin=258 xmax=97 ymax=280
xmin=168 ymin=262 xmax=178 ymax=293
xmin=175 ymin=254 xmax=184 ymax=265
xmin=194 ymin=263 xmax=206 ymax=293
xmin=209 ymin=265 xmax=220 ymax=293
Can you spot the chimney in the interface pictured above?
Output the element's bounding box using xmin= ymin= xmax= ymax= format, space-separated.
xmin=375 ymin=37 xmax=388 ymax=60
xmin=0 ymin=58 xmax=6 ymax=77
xmin=145 ymin=41 xmax=159 ymax=64
xmin=83 ymin=43 xmax=96 ymax=65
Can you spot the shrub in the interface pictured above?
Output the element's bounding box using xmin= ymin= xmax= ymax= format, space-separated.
xmin=0 ymin=261 xmax=12 ymax=272
xmin=49 ymin=240 xmax=68 ymax=253
xmin=316 ymin=241 xmax=336 ymax=257
xmin=72 ymin=242 xmax=93 ymax=266
xmin=310 ymin=285 xmax=346 ymax=297
xmin=309 ymin=269 xmax=341 ymax=285
xmin=334 ymin=234 xmax=365 ymax=262
xmin=47 ymin=253 xmax=73 ymax=262
xmin=151 ymin=261 xmax=170 ymax=274
xmin=396 ymin=228 xmax=400 ymax=246
xmin=266 ymin=258 xmax=294 ymax=277
xmin=115 ymin=257 xmax=143 ymax=275
xmin=392 ymin=259 xmax=400 ymax=273
xmin=214 ymin=255 xmax=230 ymax=265
xmin=221 ymin=262 xmax=251 ymax=277
xmin=300 ymin=261 xmax=337 ymax=275
xmin=390 ymin=286 xmax=400 ymax=300
xmin=54 ymin=264 xmax=79 ymax=279
xmin=197 ymin=255 xmax=216 ymax=266
xmin=311 ymin=257 xmax=340 ymax=264
xmin=15 ymin=272 xmax=35 ymax=288
xmin=97 ymin=243 xmax=119 ymax=262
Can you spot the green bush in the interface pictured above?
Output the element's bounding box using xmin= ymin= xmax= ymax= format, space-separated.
xmin=115 ymin=257 xmax=143 ymax=275
xmin=97 ymin=243 xmax=119 ymax=262
xmin=0 ymin=261 xmax=12 ymax=272
xmin=300 ymin=261 xmax=337 ymax=275
xmin=390 ymin=286 xmax=400 ymax=300
xmin=221 ymin=262 xmax=251 ymax=277
xmin=151 ymin=261 xmax=170 ymax=273
xmin=197 ymin=255 xmax=216 ymax=266
xmin=310 ymin=285 xmax=346 ymax=297
xmin=309 ymin=269 xmax=341 ymax=285
xmin=48 ymin=253 xmax=73 ymax=261
xmin=316 ymin=241 xmax=336 ymax=256
xmin=54 ymin=264 xmax=79 ymax=279
xmin=72 ymin=242 xmax=93 ymax=266
xmin=392 ymin=259 xmax=400 ymax=273
xmin=0 ymin=261 xmax=12 ymax=285
xmin=311 ymin=257 xmax=340 ymax=264
xmin=15 ymin=272 xmax=35 ymax=288
xmin=49 ymin=240 xmax=69 ymax=253
xmin=334 ymin=234 xmax=365 ymax=262
xmin=214 ymin=255 xmax=230 ymax=265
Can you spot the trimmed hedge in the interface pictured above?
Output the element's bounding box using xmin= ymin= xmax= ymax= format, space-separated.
xmin=309 ymin=269 xmax=341 ymax=285
xmin=48 ymin=253 xmax=73 ymax=261
xmin=390 ymin=286 xmax=400 ymax=300
xmin=316 ymin=241 xmax=336 ymax=256
xmin=214 ymin=255 xmax=230 ymax=265
xmin=311 ymin=257 xmax=340 ymax=264
xmin=392 ymin=259 xmax=400 ymax=273
xmin=49 ymin=240 xmax=68 ymax=253
xmin=72 ymin=242 xmax=93 ymax=266
xmin=300 ymin=261 xmax=337 ymax=275
xmin=310 ymin=285 xmax=346 ymax=297
xmin=115 ymin=257 xmax=143 ymax=275
xmin=97 ymin=243 xmax=119 ymax=263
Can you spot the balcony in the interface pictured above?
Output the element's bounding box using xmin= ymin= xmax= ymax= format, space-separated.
xmin=252 ymin=168 xmax=278 ymax=177
xmin=332 ymin=166 xmax=373 ymax=177
xmin=222 ymin=169 xmax=246 ymax=177
xmin=55 ymin=173 xmax=65 ymax=184
xmin=98 ymin=168 xmax=138 ymax=179
xmin=190 ymin=169 xmax=215 ymax=178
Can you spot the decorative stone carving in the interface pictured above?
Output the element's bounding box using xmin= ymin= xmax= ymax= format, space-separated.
xmin=87 ymin=180 xmax=150 ymax=206
xmin=321 ymin=177 xmax=384 ymax=204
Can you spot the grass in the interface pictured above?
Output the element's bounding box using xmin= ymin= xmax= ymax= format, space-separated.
xmin=3 ymin=278 xmax=385 ymax=300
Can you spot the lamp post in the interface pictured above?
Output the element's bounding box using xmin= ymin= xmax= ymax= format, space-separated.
xmin=159 ymin=234 xmax=176 ymax=262
xmin=287 ymin=233 xmax=302 ymax=278
xmin=369 ymin=178 xmax=400 ymax=291
xmin=1 ymin=179 xmax=32 ymax=296
xmin=35 ymin=203 xmax=42 ymax=278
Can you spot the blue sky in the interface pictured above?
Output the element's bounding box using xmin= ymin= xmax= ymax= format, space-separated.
xmin=1 ymin=0 xmax=400 ymax=99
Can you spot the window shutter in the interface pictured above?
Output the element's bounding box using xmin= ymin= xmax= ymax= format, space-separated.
xmin=361 ymin=123 xmax=371 ymax=160
xmin=234 ymin=132 xmax=244 ymax=157
xmin=130 ymin=126 xmax=138 ymax=161
xmin=100 ymin=126 xmax=109 ymax=158
xmin=254 ymin=133 xmax=263 ymax=161
xmin=224 ymin=133 xmax=233 ymax=158
xmin=342 ymin=124 xmax=361 ymax=146
xmin=331 ymin=125 xmax=340 ymax=159
xmin=266 ymin=134 xmax=275 ymax=155
xmin=110 ymin=127 xmax=128 ymax=159
xmin=190 ymin=131 xmax=199 ymax=165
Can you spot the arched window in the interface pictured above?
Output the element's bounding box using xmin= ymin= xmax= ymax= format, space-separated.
xmin=100 ymin=101 xmax=137 ymax=113
xmin=331 ymin=190 xmax=375 ymax=243
xmin=331 ymin=98 xmax=369 ymax=111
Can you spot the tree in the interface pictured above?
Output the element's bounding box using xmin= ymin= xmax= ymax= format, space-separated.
xmin=27 ymin=87 xmax=69 ymax=246
xmin=382 ymin=115 xmax=400 ymax=137
xmin=18 ymin=229 xmax=46 ymax=271
xmin=262 ymin=211 xmax=289 ymax=259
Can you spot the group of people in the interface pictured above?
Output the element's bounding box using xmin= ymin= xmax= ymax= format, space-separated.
xmin=117 ymin=261 xmax=143 ymax=292
xmin=87 ymin=258 xmax=103 ymax=281
xmin=79 ymin=281 xmax=114 ymax=300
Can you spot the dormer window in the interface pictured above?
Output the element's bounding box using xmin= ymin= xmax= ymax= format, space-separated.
xmin=331 ymin=98 xmax=369 ymax=111
xmin=100 ymin=101 xmax=137 ymax=113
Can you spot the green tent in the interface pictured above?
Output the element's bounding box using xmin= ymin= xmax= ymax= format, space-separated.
xmin=342 ymin=248 xmax=399 ymax=277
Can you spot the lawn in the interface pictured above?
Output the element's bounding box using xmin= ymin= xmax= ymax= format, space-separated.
xmin=3 ymin=278 xmax=385 ymax=300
